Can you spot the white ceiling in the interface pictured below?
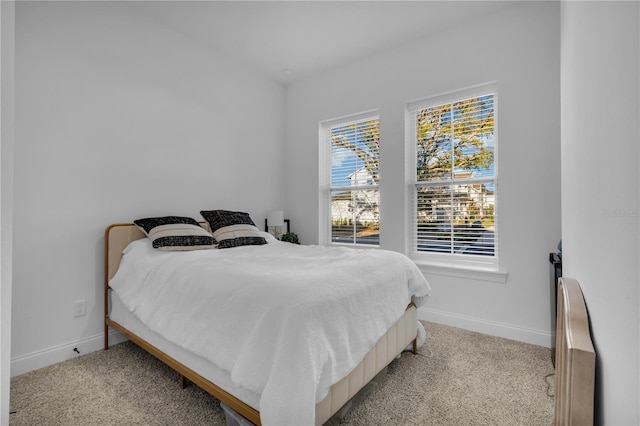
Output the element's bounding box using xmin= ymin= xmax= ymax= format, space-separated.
xmin=128 ymin=1 xmax=513 ymax=84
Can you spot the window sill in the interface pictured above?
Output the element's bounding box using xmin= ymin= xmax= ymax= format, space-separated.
xmin=329 ymin=242 xmax=379 ymax=250
xmin=411 ymin=259 xmax=508 ymax=283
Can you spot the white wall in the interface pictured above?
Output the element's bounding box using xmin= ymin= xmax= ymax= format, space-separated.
xmin=286 ymin=2 xmax=561 ymax=345
xmin=1 ymin=1 xmax=15 ymax=423
xmin=560 ymin=2 xmax=639 ymax=424
xmin=11 ymin=2 xmax=286 ymax=374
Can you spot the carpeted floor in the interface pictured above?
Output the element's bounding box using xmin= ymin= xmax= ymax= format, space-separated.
xmin=9 ymin=322 xmax=555 ymax=425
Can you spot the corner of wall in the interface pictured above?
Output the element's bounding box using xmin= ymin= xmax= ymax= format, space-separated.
xmin=0 ymin=2 xmax=16 ymax=424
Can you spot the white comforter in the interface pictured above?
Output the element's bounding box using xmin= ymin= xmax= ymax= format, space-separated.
xmin=109 ymin=236 xmax=431 ymax=426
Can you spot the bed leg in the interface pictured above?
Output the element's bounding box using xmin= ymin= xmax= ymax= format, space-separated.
xmin=179 ymin=374 xmax=188 ymax=389
xmin=412 ymin=338 xmax=418 ymax=355
xmin=104 ymin=322 xmax=109 ymax=350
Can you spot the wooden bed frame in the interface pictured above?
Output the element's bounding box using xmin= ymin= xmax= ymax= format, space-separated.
xmin=554 ymin=277 xmax=595 ymax=426
xmin=104 ymin=223 xmax=419 ymax=425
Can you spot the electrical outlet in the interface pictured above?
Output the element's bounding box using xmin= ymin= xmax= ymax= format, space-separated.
xmin=73 ymin=299 xmax=86 ymax=317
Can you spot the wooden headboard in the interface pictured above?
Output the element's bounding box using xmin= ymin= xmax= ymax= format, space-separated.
xmin=554 ymin=277 xmax=596 ymax=426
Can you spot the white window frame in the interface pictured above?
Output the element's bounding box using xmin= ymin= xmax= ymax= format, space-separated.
xmin=319 ymin=110 xmax=380 ymax=247
xmin=405 ymin=83 xmax=503 ymax=276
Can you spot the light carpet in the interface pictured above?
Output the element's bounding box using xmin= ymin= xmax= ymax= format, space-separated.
xmin=10 ymin=322 xmax=555 ymax=425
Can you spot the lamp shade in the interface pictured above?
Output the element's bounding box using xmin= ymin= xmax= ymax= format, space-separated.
xmin=267 ymin=210 xmax=284 ymax=227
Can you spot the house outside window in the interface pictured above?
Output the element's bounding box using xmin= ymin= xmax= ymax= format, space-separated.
xmin=407 ymin=84 xmax=498 ymax=267
xmin=320 ymin=111 xmax=380 ymax=246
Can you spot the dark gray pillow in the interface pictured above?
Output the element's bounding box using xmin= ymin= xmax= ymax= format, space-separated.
xmin=134 ymin=216 xmax=216 ymax=251
xmin=199 ymin=210 xmax=266 ymax=249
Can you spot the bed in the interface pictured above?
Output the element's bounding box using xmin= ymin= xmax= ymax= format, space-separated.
xmin=104 ymin=218 xmax=431 ymax=426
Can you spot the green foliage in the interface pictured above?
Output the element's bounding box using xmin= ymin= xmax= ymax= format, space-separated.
xmin=280 ymin=232 xmax=300 ymax=244
xmin=416 ymin=97 xmax=494 ymax=180
xmin=332 ymin=97 xmax=494 ymax=183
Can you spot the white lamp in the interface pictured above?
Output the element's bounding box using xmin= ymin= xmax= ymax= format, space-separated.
xmin=267 ymin=210 xmax=285 ymax=240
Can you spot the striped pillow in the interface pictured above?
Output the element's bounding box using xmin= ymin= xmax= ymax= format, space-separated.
xmin=133 ymin=216 xmax=216 ymax=251
xmin=200 ymin=210 xmax=267 ymax=249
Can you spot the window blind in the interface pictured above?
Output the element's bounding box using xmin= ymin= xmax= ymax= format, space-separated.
xmin=330 ymin=118 xmax=380 ymax=187
xmin=328 ymin=116 xmax=380 ymax=246
xmin=409 ymin=89 xmax=497 ymax=259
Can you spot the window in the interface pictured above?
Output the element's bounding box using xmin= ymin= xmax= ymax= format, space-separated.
xmin=320 ymin=111 xmax=380 ymax=246
xmin=407 ymin=84 xmax=497 ymax=265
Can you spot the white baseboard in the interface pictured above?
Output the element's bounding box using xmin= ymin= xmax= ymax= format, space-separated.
xmin=11 ymin=330 xmax=128 ymax=377
xmin=418 ymin=307 xmax=553 ymax=348
xmin=12 ymin=311 xmax=550 ymax=377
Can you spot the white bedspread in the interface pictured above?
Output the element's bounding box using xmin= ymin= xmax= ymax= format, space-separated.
xmin=109 ymin=236 xmax=431 ymax=426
